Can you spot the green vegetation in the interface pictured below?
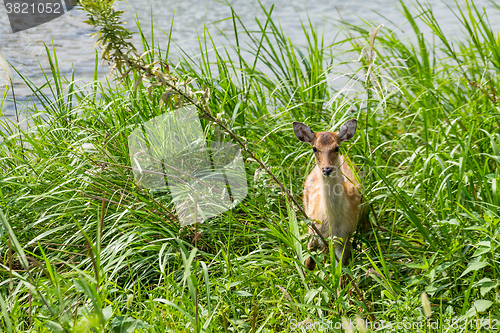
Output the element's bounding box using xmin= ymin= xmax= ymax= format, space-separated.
xmin=1 ymin=0 xmax=500 ymax=331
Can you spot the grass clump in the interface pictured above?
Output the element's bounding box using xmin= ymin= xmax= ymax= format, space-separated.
xmin=1 ymin=0 xmax=500 ymax=331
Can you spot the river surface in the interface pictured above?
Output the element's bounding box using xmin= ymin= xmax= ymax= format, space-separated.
xmin=1 ymin=0 xmax=499 ymax=118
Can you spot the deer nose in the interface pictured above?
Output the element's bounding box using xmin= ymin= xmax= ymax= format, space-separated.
xmin=322 ymin=167 xmax=333 ymax=176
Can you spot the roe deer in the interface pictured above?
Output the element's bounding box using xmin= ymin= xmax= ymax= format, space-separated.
xmin=293 ymin=119 xmax=362 ymax=270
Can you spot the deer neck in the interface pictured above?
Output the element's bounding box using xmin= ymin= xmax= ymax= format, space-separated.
xmin=320 ymin=165 xmax=346 ymax=213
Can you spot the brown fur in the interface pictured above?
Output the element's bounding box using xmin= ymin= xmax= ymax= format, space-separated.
xmin=293 ymin=120 xmax=362 ymax=270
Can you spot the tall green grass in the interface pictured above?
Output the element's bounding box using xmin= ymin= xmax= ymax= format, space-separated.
xmin=1 ymin=0 xmax=499 ymax=331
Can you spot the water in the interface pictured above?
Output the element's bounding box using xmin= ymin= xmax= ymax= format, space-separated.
xmin=1 ymin=0 xmax=499 ymax=119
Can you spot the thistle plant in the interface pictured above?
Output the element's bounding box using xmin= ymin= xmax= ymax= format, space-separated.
xmin=75 ymin=0 xmax=328 ymax=244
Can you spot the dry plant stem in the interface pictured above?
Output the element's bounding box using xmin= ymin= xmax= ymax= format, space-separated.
xmin=74 ymin=0 xmax=327 ymax=244
xmin=193 ymin=196 xmax=199 ymax=333
xmin=10 ymin=243 xmax=70 ymax=333
xmin=80 ymin=7 xmax=368 ymax=320
xmin=195 ymin=287 xmax=199 ymax=333
xmin=84 ymin=237 xmax=99 ymax=289
xmin=30 ymin=275 xmax=70 ymax=332
xmin=345 ymin=274 xmax=375 ymax=321
xmin=63 ymin=184 xmax=178 ymax=223
xmin=223 ymin=312 xmax=228 ymax=333
xmin=100 ymin=194 xmax=105 ymax=244
xmin=251 ymin=302 xmax=258 ymax=332
xmin=29 ymin=289 xmax=32 ymax=326
xmin=115 ymin=51 xmax=329 ymax=246
xmin=39 ymin=243 xmax=86 ymax=247
xmin=327 ymin=247 xmax=375 ymax=321
xmin=61 ymin=120 xmax=180 ymax=222
xmin=438 ymin=37 xmax=498 ymax=103
xmin=46 ymin=247 xmax=87 ymax=256
xmin=467 ymin=79 xmax=498 ymax=103
xmin=73 ymin=301 xmax=80 ymax=327
xmin=11 ymin=80 xmax=25 ymax=155
xmin=8 ymin=237 xmax=13 ymax=292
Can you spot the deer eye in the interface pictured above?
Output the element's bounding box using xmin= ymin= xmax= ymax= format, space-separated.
xmin=312 ymin=147 xmax=318 ymax=153
xmin=334 ymin=146 xmax=339 ymax=153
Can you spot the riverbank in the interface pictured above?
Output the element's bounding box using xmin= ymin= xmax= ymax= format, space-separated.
xmin=2 ymin=0 xmax=500 ymax=117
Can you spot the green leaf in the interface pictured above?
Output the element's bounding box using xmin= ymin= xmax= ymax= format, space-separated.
xmin=44 ymin=321 xmax=64 ymax=333
xmin=0 ymin=293 xmax=12 ymax=333
xmin=110 ymin=316 xmax=149 ymax=333
xmin=474 ymin=278 xmax=498 ymax=296
xmin=384 ymin=289 xmax=396 ymax=301
xmin=304 ymin=289 xmax=319 ymax=304
xmin=0 ymin=209 xmax=29 ymax=269
xmin=228 ymin=281 xmax=243 ymax=289
xmin=466 ymin=300 xmax=493 ymax=317
xmin=233 ymin=290 xmax=252 ymax=297
xmin=472 ymin=241 xmax=491 ymax=257
xmin=434 ymin=261 xmax=456 ymax=274
xmin=102 ymin=306 xmax=113 ymax=323
xmin=460 ymin=261 xmax=489 ymax=277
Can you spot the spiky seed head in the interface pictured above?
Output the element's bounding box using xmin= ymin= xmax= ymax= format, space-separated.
xmin=421 ymin=292 xmax=432 ymax=318
xmin=0 ymin=53 xmax=12 ymax=88
xmin=356 ymin=316 xmax=368 ymax=333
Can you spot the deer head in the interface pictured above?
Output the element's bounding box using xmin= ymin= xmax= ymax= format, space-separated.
xmin=293 ymin=119 xmax=357 ymax=177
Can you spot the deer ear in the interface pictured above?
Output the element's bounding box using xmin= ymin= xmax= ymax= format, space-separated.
xmin=337 ymin=119 xmax=357 ymax=143
xmin=293 ymin=122 xmax=315 ymax=143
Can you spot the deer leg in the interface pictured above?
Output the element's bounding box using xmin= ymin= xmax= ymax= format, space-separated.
xmin=335 ymin=237 xmax=352 ymax=266
xmin=360 ymin=203 xmax=371 ymax=233
xmin=305 ymin=234 xmax=322 ymax=270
